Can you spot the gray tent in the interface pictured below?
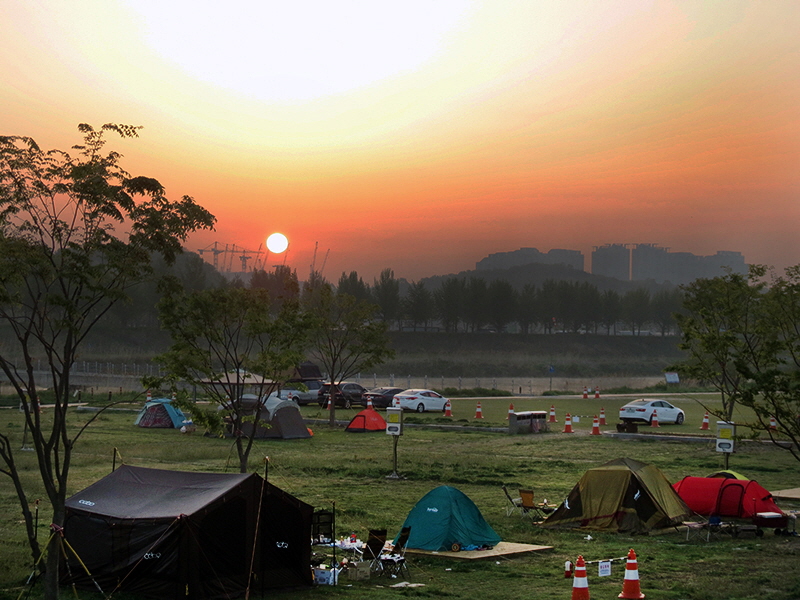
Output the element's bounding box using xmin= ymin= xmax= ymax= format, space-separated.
xmin=237 ymin=395 xmax=310 ymax=440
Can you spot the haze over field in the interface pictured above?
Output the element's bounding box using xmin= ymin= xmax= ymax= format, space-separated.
xmin=2 ymin=1 xmax=799 ymax=281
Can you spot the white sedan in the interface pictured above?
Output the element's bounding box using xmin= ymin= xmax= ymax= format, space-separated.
xmin=619 ymin=399 xmax=685 ymax=424
xmin=393 ymin=389 xmax=448 ymax=413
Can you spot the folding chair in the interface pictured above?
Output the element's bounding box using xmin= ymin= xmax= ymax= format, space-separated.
xmin=380 ymin=526 xmax=411 ymax=578
xmin=519 ymin=489 xmax=555 ymax=521
xmin=502 ymin=485 xmax=523 ymax=516
xmin=363 ymin=529 xmax=387 ymax=575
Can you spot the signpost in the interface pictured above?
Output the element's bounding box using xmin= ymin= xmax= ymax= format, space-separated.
xmin=386 ymin=408 xmax=404 ymax=479
xmin=716 ymin=421 xmax=736 ymax=469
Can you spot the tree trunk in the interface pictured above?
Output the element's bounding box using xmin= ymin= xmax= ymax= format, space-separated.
xmin=43 ymin=502 xmax=66 ymax=600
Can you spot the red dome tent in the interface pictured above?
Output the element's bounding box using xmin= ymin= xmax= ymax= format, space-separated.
xmin=345 ymin=408 xmax=386 ymax=433
xmin=673 ymin=476 xmax=783 ymax=519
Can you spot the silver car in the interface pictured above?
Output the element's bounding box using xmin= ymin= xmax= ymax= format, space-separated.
xmin=393 ymin=389 xmax=448 ymax=413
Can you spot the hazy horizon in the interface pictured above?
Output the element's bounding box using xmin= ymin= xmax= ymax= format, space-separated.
xmin=3 ymin=1 xmax=798 ymax=282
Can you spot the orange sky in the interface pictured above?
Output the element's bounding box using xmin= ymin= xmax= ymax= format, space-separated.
xmin=2 ymin=1 xmax=799 ymax=282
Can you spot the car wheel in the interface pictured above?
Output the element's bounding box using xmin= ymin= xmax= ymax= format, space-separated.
xmin=675 ymin=413 xmax=684 ymax=425
xmin=416 ymin=403 xmax=425 ymax=413
xmin=344 ymin=398 xmax=352 ymax=409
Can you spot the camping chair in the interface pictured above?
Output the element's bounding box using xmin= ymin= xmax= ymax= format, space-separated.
xmin=363 ymin=529 xmax=387 ymax=575
xmin=683 ymin=514 xmax=737 ymax=542
xmin=502 ymin=485 xmax=523 ymax=516
xmin=380 ymin=526 xmax=411 ymax=578
xmin=519 ymin=489 xmax=555 ymax=521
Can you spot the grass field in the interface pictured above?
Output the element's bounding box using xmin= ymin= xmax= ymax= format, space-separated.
xmin=2 ymin=390 xmax=799 ymax=600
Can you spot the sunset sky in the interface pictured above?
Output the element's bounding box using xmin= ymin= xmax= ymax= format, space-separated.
xmin=2 ymin=1 xmax=799 ymax=282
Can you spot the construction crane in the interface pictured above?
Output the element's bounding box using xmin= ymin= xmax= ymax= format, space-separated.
xmin=197 ymin=242 xmax=265 ymax=273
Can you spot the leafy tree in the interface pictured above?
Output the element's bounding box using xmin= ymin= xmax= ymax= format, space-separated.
xmin=435 ymin=278 xmax=465 ymax=333
xmin=250 ymin=264 xmax=300 ymax=308
xmin=487 ymin=279 xmax=517 ymax=332
xmin=516 ymin=284 xmax=538 ymax=335
xmin=0 ymin=123 xmax=214 ymax=599
xmin=305 ymin=286 xmax=394 ymax=426
xmin=671 ymin=267 xmax=768 ymax=422
xmin=153 ymin=285 xmax=309 ymax=472
xmin=404 ymin=280 xmax=434 ymax=331
xmin=464 ymin=277 xmax=489 ymax=332
xmin=337 ymin=270 xmax=371 ymax=302
xmin=372 ymin=268 xmax=401 ymax=327
xmin=621 ymin=288 xmax=651 ymax=335
xmin=600 ymin=289 xmax=622 ymax=334
xmin=651 ymin=288 xmax=683 ymax=336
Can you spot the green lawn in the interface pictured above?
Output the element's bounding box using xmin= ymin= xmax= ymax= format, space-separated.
xmin=2 ymin=392 xmax=799 ymax=600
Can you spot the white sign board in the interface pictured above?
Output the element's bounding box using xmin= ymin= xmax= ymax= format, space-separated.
xmin=386 ymin=408 xmax=403 ymax=436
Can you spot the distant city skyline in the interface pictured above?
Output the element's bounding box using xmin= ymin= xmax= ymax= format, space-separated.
xmin=3 ymin=1 xmax=799 ymax=282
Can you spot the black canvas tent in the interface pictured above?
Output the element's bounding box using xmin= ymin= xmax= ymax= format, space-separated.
xmin=62 ymin=465 xmax=312 ymax=599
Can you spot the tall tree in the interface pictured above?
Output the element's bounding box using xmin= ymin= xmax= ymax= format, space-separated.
xmin=0 ymin=124 xmax=214 ymax=599
xmin=621 ymin=288 xmax=651 ymax=335
xmin=372 ymin=268 xmax=401 ymax=327
xmin=404 ymin=280 xmax=434 ymax=331
xmin=464 ymin=277 xmax=489 ymax=332
xmin=516 ymin=283 xmax=538 ymax=335
xmin=305 ymin=286 xmax=394 ymax=426
xmin=153 ymin=285 xmax=310 ymax=472
xmin=600 ymin=289 xmax=622 ymax=335
xmin=250 ymin=264 xmax=300 ymax=308
xmin=435 ymin=278 xmax=465 ymax=333
xmin=337 ymin=270 xmax=371 ymax=302
xmin=487 ymin=279 xmax=517 ymax=332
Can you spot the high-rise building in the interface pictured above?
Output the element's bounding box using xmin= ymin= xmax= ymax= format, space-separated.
xmin=591 ymin=244 xmax=630 ymax=280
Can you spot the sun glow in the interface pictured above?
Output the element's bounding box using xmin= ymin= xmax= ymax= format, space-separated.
xmin=266 ymin=232 xmax=289 ymax=254
xmin=125 ymin=0 xmax=473 ymax=102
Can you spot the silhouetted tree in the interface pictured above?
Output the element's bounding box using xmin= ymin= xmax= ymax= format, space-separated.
xmin=338 ymin=270 xmax=371 ymax=302
xmin=516 ymin=284 xmax=538 ymax=334
xmin=0 ymin=123 xmax=214 ymax=600
xmin=487 ymin=279 xmax=517 ymax=332
xmin=372 ymin=268 xmax=401 ymax=327
xmin=622 ymin=288 xmax=651 ymax=335
xmin=404 ymin=281 xmax=435 ymax=331
xmin=464 ymin=277 xmax=489 ymax=332
xmin=435 ymin=278 xmax=465 ymax=333
xmin=600 ymin=289 xmax=622 ymax=334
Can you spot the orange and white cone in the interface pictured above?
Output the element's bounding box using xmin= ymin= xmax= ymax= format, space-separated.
xmin=475 ymin=402 xmax=484 ymax=419
xmin=595 ymin=387 xmax=600 ymax=399
xmin=507 ymin=403 xmax=514 ymax=419
xmin=769 ymin=416 xmax=777 ymax=430
xmin=563 ymin=413 xmax=574 ymax=433
xmin=618 ymin=548 xmax=645 ymax=599
xmin=591 ymin=415 xmax=601 ymax=436
xmin=171 ymin=391 xmax=176 ymax=401
xmin=571 ymin=555 xmax=590 ymax=600
xmin=327 ymin=398 xmax=333 ymax=410
xmin=699 ymin=412 xmax=709 ymax=430
xmin=549 ymin=405 xmax=557 ymax=423
xmin=599 ymin=407 xmax=606 ymax=425
xmin=367 ymin=397 xmax=374 ymax=409
xmin=146 ymin=390 xmax=152 ymax=402
xmin=650 ymin=410 xmax=660 ymax=428
xmin=583 ymin=387 xmax=588 ymax=399
xmin=444 ymin=400 xmax=453 ymax=417
xmin=564 ymin=560 xmax=573 ymax=579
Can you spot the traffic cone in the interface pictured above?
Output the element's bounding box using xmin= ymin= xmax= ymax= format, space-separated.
xmin=146 ymin=389 xmax=152 ymax=402
xmin=444 ymin=400 xmax=453 ymax=417
xmin=367 ymin=397 xmax=373 ymax=409
xmin=563 ymin=413 xmax=573 ymax=433
xmin=599 ymin=407 xmax=606 ymax=425
xmin=769 ymin=416 xmax=777 ymax=430
xmin=699 ymin=412 xmax=709 ymax=430
xmin=650 ymin=410 xmax=660 ymax=428
xmin=591 ymin=415 xmax=600 ymax=435
xmin=326 ymin=398 xmax=333 ymax=410
xmin=549 ymin=405 xmax=557 ymax=423
xmin=571 ymin=555 xmax=590 ymax=600
xmin=618 ymin=548 xmax=645 ymax=599
xmin=595 ymin=387 xmax=600 ymax=399
xmin=583 ymin=387 xmax=588 ymax=399
xmin=507 ymin=403 xmax=514 ymax=419
xmin=171 ymin=391 xmax=176 ymax=401
xmin=475 ymin=402 xmax=484 ymax=419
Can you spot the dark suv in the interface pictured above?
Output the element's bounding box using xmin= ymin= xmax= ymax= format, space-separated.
xmin=317 ymin=382 xmax=366 ymax=408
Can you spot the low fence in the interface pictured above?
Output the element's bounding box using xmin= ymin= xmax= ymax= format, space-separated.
xmin=0 ymin=363 xmax=663 ymax=397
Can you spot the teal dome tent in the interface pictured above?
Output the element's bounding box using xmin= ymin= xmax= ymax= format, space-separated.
xmin=396 ymin=486 xmax=501 ymax=551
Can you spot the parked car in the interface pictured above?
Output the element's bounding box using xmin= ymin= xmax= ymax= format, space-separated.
xmin=273 ymin=380 xmax=323 ymax=406
xmin=361 ymin=387 xmax=405 ymax=409
xmin=619 ymin=399 xmax=685 ymax=424
xmin=317 ymin=382 xmax=367 ymax=408
xmin=393 ymin=389 xmax=448 ymax=413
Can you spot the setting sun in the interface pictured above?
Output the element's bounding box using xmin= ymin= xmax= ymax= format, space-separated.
xmin=266 ymin=233 xmax=289 ymax=254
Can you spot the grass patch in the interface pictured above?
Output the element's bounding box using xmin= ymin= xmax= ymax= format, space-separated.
xmin=2 ymin=391 xmax=800 ymax=600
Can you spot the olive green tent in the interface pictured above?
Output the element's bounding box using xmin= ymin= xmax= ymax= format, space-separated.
xmin=396 ymin=486 xmax=501 ymax=551
xmin=542 ymin=457 xmax=690 ymax=533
